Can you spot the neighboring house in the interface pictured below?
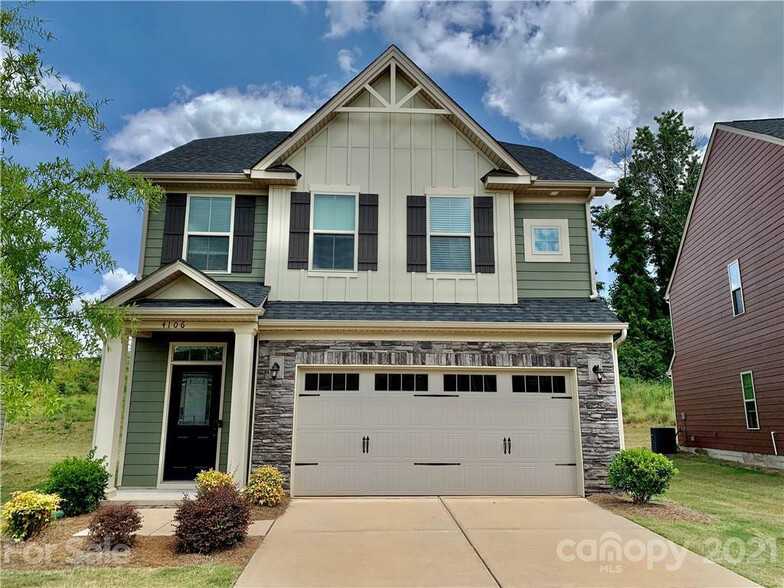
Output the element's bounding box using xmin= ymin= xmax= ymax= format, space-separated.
xmin=666 ymin=118 xmax=784 ymax=469
xmin=94 ymin=46 xmax=627 ymax=497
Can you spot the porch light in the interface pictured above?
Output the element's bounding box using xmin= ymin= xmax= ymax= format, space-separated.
xmin=270 ymin=362 xmax=281 ymax=380
xmin=592 ymin=363 xmax=605 ymax=383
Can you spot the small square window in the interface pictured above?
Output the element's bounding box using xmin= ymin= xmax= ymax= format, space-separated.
xmin=318 ymin=373 xmax=332 ymax=391
xmin=457 ymin=374 xmax=470 ymax=392
xmin=304 ymin=373 xmax=318 ymax=391
xmin=375 ymin=373 xmax=388 ymax=391
xmin=525 ymin=375 xmax=539 ymax=393
xmin=332 ymin=373 xmax=346 ymax=391
xmin=402 ymin=373 xmax=415 ymax=391
xmin=512 ymin=375 xmax=525 ymax=393
xmin=415 ymin=374 xmax=428 ymax=392
xmin=389 ymin=373 xmax=402 ymax=391
xmin=523 ymin=218 xmax=570 ymax=263
xmin=346 ymin=373 xmax=360 ymax=390
xmin=484 ymin=375 xmax=497 ymax=392
xmin=539 ymin=376 xmax=553 ymax=393
xmin=444 ymin=374 xmax=456 ymax=392
xmin=552 ymin=376 xmax=567 ymax=393
xmin=533 ymin=228 xmax=561 ymax=253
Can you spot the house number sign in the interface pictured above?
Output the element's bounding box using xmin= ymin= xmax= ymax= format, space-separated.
xmin=161 ymin=320 xmax=186 ymax=329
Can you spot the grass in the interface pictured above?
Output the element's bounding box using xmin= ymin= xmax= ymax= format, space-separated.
xmin=620 ymin=377 xmax=675 ymax=425
xmin=621 ymin=380 xmax=783 ymax=588
xmin=1 ymin=394 xmax=95 ymax=503
xmin=0 ymin=566 xmax=244 ymax=588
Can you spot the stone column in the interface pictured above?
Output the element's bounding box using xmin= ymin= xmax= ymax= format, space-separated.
xmin=93 ymin=336 xmax=129 ymax=494
xmin=227 ymin=325 xmax=257 ymax=485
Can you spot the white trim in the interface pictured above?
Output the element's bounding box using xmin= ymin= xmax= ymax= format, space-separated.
xmin=727 ymin=259 xmax=746 ymax=316
xmin=156 ymin=342 xmax=228 ymax=487
xmin=137 ymin=204 xmax=150 ymax=277
xmin=182 ymin=194 xmax=235 ymax=275
xmin=426 ymin=195 xmax=475 ymax=274
xmin=116 ymin=336 xmax=137 ymax=487
xmin=308 ymin=190 xmax=359 ymax=272
xmin=523 ymin=218 xmax=571 ymax=263
xmin=715 ymin=123 xmax=784 ymax=147
xmin=106 ymin=260 xmax=254 ymax=309
xmin=585 ymin=200 xmax=599 ymax=299
xmin=740 ymin=371 xmax=760 ymax=431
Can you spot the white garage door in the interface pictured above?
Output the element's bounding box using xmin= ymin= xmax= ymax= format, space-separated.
xmin=291 ymin=370 xmax=581 ymax=496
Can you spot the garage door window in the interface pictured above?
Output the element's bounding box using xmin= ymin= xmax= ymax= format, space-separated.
xmin=512 ymin=375 xmax=567 ymax=393
xmin=375 ymin=373 xmax=428 ymax=392
xmin=304 ymin=373 xmax=360 ymax=392
xmin=444 ymin=374 xmax=497 ymax=393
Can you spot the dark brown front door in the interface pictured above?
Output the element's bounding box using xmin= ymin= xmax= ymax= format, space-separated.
xmin=163 ymin=365 xmax=223 ymax=481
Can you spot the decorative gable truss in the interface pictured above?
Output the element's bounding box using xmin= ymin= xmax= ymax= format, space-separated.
xmin=249 ymin=46 xmax=533 ymax=191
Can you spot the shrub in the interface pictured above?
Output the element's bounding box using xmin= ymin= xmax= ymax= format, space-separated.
xmin=244 ymin=466 xmax=285 ymax=507
xmin=40 ymin=449 xmax=110 ymax=516
xmin=1 ymin=491 xmax=61 ymax=542
xmin=88 ymin=503 xmax=142 ymax=548
xmin=195 ymin=469 xmax=236 ymax=496
xmin=174 ymin=486 xmax=251 ymax=554
xmin=607 ymin=448 xmax=679 ymax=503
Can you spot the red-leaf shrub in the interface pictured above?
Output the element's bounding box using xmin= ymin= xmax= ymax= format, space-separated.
xmin=174 ymin=486 xmax=251 ymax=554
xmin=88 ymin=503 xmax=142 ymax=547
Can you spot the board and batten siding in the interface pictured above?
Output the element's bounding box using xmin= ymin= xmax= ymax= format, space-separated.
xmin=514 ymin=202 xmax=592 ymax=298
xmin=669 ymin=128 xmax=784 ymax=456
xmin=264 ymin=68 xmax=518 ymax=304
xmin=141 ymin=194 xmax=268 ymax=281
xmin=121 ymin=333 xmax=235 ymax=487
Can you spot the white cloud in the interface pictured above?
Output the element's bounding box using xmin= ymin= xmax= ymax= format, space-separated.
xmin=71 ymin=268 xmax=135 ymax=312
xmin=108 ymin=84 xmax=318 ymax=169
xmin=42 ymin=72 xmax=84 ymax=93
xmin=324 ymin=0 xmax=370 ymax=38
xmin=337 ymin=48 xmax=360 ymax=75
xmin=366 ymin=1 xmax=782 ymax=153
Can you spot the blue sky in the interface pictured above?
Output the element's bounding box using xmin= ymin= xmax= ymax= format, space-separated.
xmin=10 ymin=1 xmax=783 ymax=299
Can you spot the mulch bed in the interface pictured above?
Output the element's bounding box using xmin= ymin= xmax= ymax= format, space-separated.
xmin=588 ymin=492 xmax=717 ymax=524
xmin=1 ymin=497 xmax=290 ymax=571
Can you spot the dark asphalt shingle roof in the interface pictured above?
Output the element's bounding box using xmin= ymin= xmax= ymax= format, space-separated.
xmin=262 ymin=298 xmax=621 ymax=324
xmin=129 ymin=131 xmax=290 ymax=173
xmin=217 ymin=282 xmax=270 ymax=307
xmin=129 ymin=131 xmax=605 ymax=183
xmin=719 ymin=118 xmax=784 ymax=141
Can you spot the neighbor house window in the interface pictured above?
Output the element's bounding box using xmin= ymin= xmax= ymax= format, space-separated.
xmin=740 ymin=371 xmax=759 ymax=430
xmin=429 ymin=196 xmax=473 ymax=272
xmin=523 ymin=218 xmax=571 ymax=263
xmin=728 ymin=260 xmax=745 ymax=316
xmin=312 ymin=194 xmax=356 ymax=270
xmin=185 ymin=195 xmax=233 ymax=272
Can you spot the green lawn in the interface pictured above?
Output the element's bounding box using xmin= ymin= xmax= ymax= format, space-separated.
xmin=622 ymin=381 xmax=783 ymax=588
xmin=0 ymin=566 xmax=244 ymax=588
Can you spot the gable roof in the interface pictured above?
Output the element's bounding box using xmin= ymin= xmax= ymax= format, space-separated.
xmin=129 ymin=130 xmax=602 ymax=182
xmin=717 ymin=118 xmax=784 ymax=141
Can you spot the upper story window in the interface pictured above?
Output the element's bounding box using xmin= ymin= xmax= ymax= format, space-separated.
xmin=312 ymin=194 xmax=356 ymax=270
xmin=523 ymin=218 xmax=571 ymax=263
xmin=185 ymin=195 xmax=233 ymax=272
xmin=429 ymin=196 xmax=473 ymax=272
xmin=727 ymin=260 xmax=745 ymax=316
xmin=740 ymin=371 xmax=759 ymax=430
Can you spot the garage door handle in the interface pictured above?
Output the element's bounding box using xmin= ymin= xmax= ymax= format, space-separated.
xmin=362 ymin=436 xmax=369 ymax=454
xmin=503 ymin=437 xmax=508 ymax=454
xmin=508 ymin=437 xmax=512 ymax=454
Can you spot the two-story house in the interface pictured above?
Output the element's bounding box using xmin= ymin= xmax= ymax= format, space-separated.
xmin=94 ymin=46 xmax=627 ymax=498
xmin=666 ymin=118 xmax=784 ymax=469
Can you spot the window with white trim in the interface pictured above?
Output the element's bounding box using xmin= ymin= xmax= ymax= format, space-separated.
xmin=728 ymin=260 xmax=745 ymax=316
xmin=523 ymin=218 xmax=571 ymax=263
xmin=429 ymin=196 xmax=473 ymax=272
xmin=185 ymin=195 xmax=233 ymax=272
xmin=740 ymin=371 xmax=759 ymax=430
xmin=311 ymin=194 xmax=357 ymax=270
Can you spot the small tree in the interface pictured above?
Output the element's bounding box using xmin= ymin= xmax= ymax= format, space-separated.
xmin=0 ymin=3 xmax=164 ymax=427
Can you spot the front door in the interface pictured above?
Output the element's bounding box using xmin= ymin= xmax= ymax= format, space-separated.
xmin=163 ymin=365 xmax=223 ymax=481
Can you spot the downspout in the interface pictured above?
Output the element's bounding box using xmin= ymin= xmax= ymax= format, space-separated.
xmin=586 ymin=187 xmax=599 ymax=300
xmin=613 ymin=328 xmax=628 ymax=449
xmin=772 ymin=432 xmax=779 ymax=456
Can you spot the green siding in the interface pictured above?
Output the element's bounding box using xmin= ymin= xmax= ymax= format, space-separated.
xmin=142 ymin=195 xmax=268 ymax=282
xmin=121 ymin=333 xmax=235 ymax=488
xmin=514 ymin=203 xmax=593 ymax=298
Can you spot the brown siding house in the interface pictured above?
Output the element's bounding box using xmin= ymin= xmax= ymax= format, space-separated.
xmin=666 ymin=118 xmax=784 ymax=468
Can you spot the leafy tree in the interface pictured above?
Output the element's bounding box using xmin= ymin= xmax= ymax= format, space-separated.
xmin=0 ymin=4 xmax=163 ymax=426
xmin=594 ymin=112 xmax=700 ymax=380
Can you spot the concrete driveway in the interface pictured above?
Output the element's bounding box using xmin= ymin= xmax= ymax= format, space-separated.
xmin=236 ymin=497 xmax=756 ymax=587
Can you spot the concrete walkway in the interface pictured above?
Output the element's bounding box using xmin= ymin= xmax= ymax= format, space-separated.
xmin=236 ymin=497 xmax=757 ymax=588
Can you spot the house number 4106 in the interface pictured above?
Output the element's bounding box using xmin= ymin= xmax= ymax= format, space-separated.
xmin=161 ymin=320 xmax=186 ymax=329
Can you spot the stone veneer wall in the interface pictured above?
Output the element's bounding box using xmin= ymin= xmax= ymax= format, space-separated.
xmin=252 ymin=340 xmax=620 ymax=493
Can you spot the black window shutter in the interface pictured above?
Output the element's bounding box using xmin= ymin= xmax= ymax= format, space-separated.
xmin=406 ymin=195 xmax=427 ymax=272
xmin=474 ymin=197 xmax=495 ymax=273
xmin=231 ymin=196 xmax=256 ymax=273
xmin=358 ymin=193 xmax=379 ymax=271
xmin=161 ymin=193 xmax=187 ymax=265
xmin=288 ymin=192 xmax=310 ymax=269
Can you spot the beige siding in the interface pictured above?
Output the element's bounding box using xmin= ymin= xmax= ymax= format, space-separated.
xmin=265 ymin=110 xmax=519 ymax=303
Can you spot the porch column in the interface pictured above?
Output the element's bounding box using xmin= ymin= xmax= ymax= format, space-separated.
xmin=93 ymin=335 xmax=129 ymax=493
xmin=227 ymin=325 xmax=257 ymax=485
